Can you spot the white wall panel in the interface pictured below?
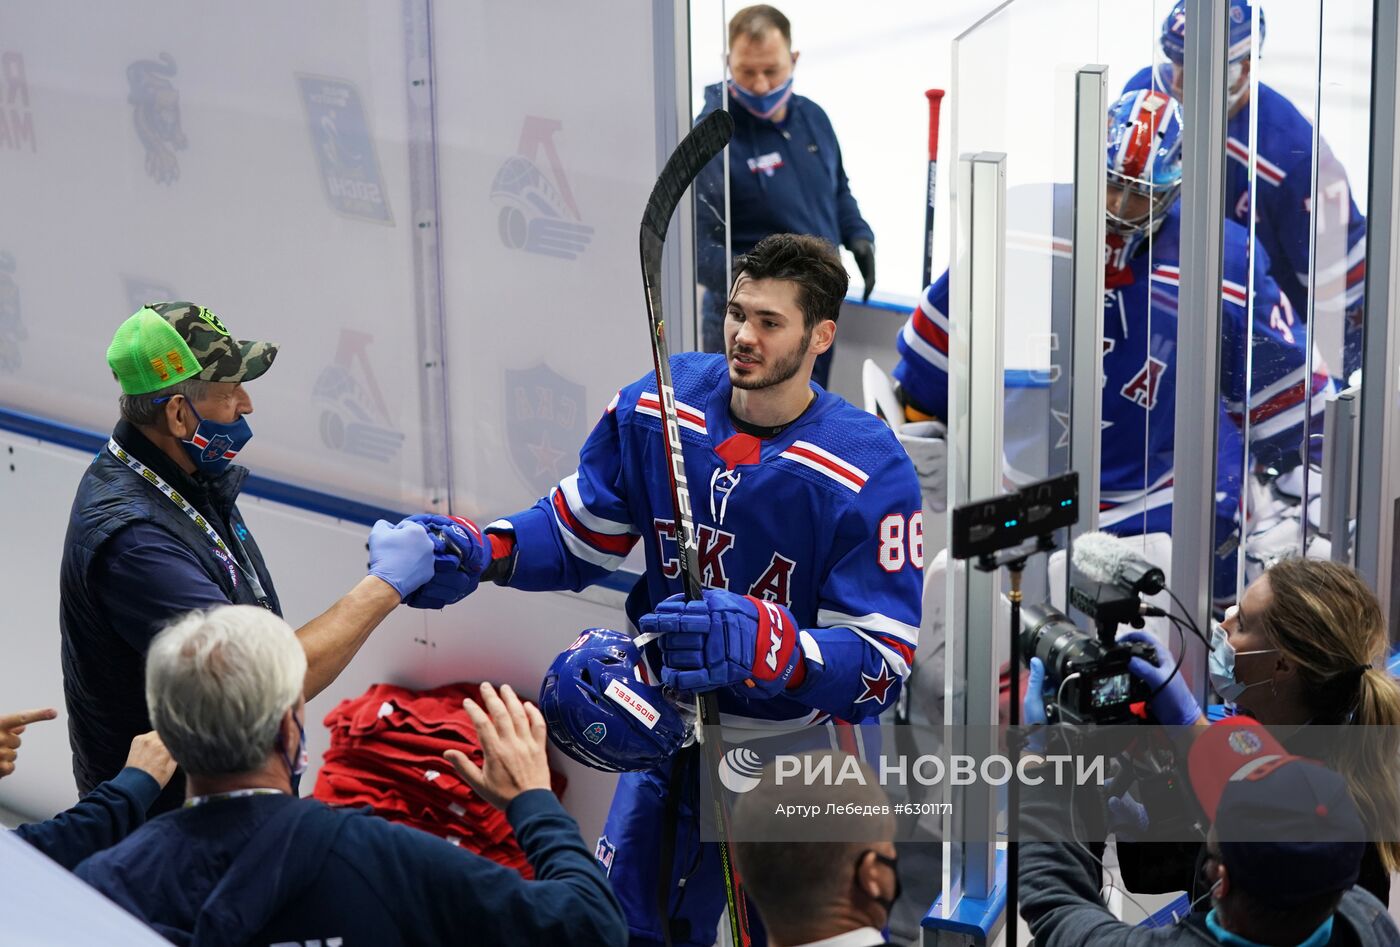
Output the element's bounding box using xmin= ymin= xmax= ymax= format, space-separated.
xmin=433 ymin=0 xmax=663 ymax=520
xmin=0 ymin=2 xmax=430 ymax=512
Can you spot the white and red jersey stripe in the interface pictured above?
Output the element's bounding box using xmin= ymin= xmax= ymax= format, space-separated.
xmin=779 ymin=440 xmax=869 ymax=493
xmin=544 ymin=473 xmax=639 ymax=570
xmin=815 ymin=608 xmax=917 ymax=679
xmin=1099 ymin=472 xmax=1175 ymax=530
xmin=1225 ymin=137 xmax=1287 ymax=187
xmin=634 ymin=391 xmax=707 ymax=435
xmin=899 ymin=295 xmax=950 ymax=374
xmin=1231 ymin=364 xmax=1334 ymax=442
xmin=1150 ymin=264 xmax=1248 ymax=307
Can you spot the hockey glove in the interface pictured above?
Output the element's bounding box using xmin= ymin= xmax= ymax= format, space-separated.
xmin=367 ymin=519 xmax=436 ymax=601
xmin=1119 ymin=630 xmax=1203 ymax=726
xmin=896 ymin=419 xmax=947 ymax=512
xmin=400 ymin=514 xmax=489 ymax=609
xmin=644 ymin=590 xmax=803 ymax=698
xmin=850 ymin=239 xmax=876 ymax=303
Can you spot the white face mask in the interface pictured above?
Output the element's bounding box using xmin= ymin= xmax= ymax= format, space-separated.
xmin=1208 ymin=607 xmax=1277 ymax=703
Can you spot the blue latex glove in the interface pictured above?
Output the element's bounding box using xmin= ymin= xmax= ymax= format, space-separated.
xmin=644 ymin=590 xmax=802 ymax=698
xmin=367 ymin=519 xmax=435 ymax=600
xmin=1022 ymin=657 xmax=1048 ymax=753
xmin=1107 ymin=792 xmax=1150 ymax=841
xmin=401 ymin=514 xmax=490 ymax=609
xmin=1118 ymin=630 xmax=1203 ymax=725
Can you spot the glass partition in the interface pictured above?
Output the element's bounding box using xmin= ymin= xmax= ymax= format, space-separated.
xmin=1233 ymin=0 xmax=1372 ymax=593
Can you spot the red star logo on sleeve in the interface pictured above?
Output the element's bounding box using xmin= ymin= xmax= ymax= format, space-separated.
xmin=855 ymin=663 xmax=897 ymax=704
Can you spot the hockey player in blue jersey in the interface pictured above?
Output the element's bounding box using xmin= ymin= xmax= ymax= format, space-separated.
xmin=893 ymin=89 xmax=1327 ymax=598
xmin=1124 ymin=0 xmax=1367 ymax=377
xmin=417 ymin=233 xmax=923 ymax=946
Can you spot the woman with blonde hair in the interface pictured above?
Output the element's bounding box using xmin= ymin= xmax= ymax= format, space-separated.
xmin=1118 ymin=556 xmax=1400 ymax=903
xmin=1218 ymin=557 xmax=1400 ymax=901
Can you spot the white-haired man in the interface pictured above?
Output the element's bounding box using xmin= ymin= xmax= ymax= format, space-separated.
xmin=74 ymin=605 xmax=628 ymax=947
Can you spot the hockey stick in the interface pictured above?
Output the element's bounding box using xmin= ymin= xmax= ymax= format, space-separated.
xmin=922 ymin=89 xmax=946 ymax=289
xmin=639 ymin=107 xmax=750 ymax=947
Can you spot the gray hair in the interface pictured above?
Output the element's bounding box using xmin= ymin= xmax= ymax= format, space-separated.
xmin=118 ymin=376 xmax=211 ymax=426
xmin=145 ymin=605 xmax=307 ymax=776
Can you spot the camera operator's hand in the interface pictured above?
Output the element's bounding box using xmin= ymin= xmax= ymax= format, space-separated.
xmin=1021 ymin=658 xmax=1049 ymax=753
xmin=1107 ymin=792 xmax=1150 ymax=841
xmin=1118 ymin=631 xmax=1205 ymax=726
xmin=1023 ymin=658 xmax=1048 ymax=725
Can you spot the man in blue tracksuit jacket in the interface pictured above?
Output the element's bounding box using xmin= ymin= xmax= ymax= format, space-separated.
xmin=8 ymin=716 xmax=176 ymax=870
xmin=74 ymin=606 xmax=627 ymax=947
xmin=695 ymin=5 xmax=874 ymax=389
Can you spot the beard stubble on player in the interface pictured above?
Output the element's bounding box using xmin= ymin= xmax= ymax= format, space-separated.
xmin=727 ymin=327 xmax=812 ymax=390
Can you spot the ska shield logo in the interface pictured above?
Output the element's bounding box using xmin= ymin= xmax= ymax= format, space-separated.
xmin=127 ymin=53 xmax=188 ymax=185
xmin=202 ymin=433 xmax=234 ymax=463
xmin=583 ymin=722 xmax=608 ymax=745
xmin=298 ymin=74 xmax=393 ymax=224
xmin=505 ymin=363 xmax=586 ymax=495
xmin=0 ymin=252 xmax=26 ymax=374
xmin=312 ymin=329 xmax=406 ymax=463
xmin=718 ymin=746 xmax=765 ymax=795
xmin=490 ymin=117 xmax=594 ymax=260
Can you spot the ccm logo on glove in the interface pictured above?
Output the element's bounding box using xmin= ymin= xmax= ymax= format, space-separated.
xmin=754 ymin=599 xmax=794 ymax=681
xmin=645 ymin=590 xmax=804 ymax=698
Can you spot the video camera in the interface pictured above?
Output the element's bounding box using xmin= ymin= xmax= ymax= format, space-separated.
xmin=950 ymin=474 xmax=1167 ymax=725
xmin=1024 ymin=531 xmax=1170 ymax=724
xmin=1020 ymin=602 xmax=1157 ymax=725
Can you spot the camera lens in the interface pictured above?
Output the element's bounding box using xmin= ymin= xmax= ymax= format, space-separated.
xmin=1020 ymin=602 xmax=1107 ymax=682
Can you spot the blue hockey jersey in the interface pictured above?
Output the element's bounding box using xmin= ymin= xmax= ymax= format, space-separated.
xmin=893 ymin=201 xmax=1328 ymax=551
xmin=494 ymin=352 xmax=924 ymax=728
xmin=1124 ymin=67 xmax=1367 ymax=374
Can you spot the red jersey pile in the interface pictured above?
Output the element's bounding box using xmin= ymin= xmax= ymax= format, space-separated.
xmin=313 ymin=681 xmax=567 ymax=879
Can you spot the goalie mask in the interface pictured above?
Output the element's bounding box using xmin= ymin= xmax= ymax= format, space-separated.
xmin=1104 ymin=89 xmax=1183 ymax=242
xmin=539 ymin=628 xmax=692 ymax=773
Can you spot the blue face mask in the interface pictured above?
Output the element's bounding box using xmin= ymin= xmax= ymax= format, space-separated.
xmin=179 ymin=401 xmax=253 ymax=476
xmin=1208 ymin=611 xmax=1276 ymax=703
xmin=279 ymin=711 xmax=309 ymax=779
xmin=728 ymin=74 xmax=794 ymax=121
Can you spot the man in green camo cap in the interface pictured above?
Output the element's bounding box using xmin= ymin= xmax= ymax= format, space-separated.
xmin=104 ymin=302 xmax=276 ymax=474
xmin=59 ymin=301 xmax=444 ymax=816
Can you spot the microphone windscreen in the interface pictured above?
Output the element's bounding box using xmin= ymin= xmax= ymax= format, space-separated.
xmin=1070 ymin=531 xmax=1124 ymax=584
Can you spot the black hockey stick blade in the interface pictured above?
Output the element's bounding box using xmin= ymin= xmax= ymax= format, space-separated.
xmin=641 ymin=109 xmax=734 ymax=247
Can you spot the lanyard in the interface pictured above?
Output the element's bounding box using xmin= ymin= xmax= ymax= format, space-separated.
xmin=185 ymin=788 xmax=286 ymax=808
xmin=107 ymin=438 xmax=270 ymax=605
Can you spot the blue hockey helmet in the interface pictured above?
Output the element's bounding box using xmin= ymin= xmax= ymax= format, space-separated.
xmin=1104 ymin=90 xmax=1184 ymax=238
xmin=1161 ymin=0 xmax=1264 ymax=66
xmin=539 ymin=628 xmax=692 ymax=773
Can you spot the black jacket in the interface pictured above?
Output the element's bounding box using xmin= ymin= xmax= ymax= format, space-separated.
xmin=59 ymin=421 xmax=280 ymax=813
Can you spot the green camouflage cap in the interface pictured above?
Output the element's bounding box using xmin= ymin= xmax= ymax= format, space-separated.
xmin=106 ymin=301 xmax=279 ymax=395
